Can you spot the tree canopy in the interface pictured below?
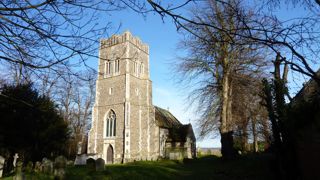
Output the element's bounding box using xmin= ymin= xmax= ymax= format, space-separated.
xmin=0 ymin=83 xmax=69 ymax=162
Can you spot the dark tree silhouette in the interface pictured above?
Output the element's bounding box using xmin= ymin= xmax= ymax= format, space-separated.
xmin=0 ymin=83 xmax=69 ymax=172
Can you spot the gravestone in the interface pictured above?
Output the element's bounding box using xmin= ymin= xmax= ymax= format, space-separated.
xmin=54 ymin=156 xmax=67 ymax=180
xmin=13 ymin=153 xmax=19 ymax=167
xmin=34 ymin=161 xmax=41 ymax=173
xmin=42 ymin=158 xmax=53 ymax=174
xmin=0 ymin=155 xmax=4 ymax=178
xmin=13 ymin=161 xmax=24 ymax=180
xmin=25 ymin=161 xmax=33 ymax=173
xmin=77 ymin=141 xmax=83 ymax=154
xmin=95 ymin=158 xmax=105 ymax=171
xmin=66 ymin=160 xmax=73 ymax=166
xmin=86 ymin=158 xmax=96 ymax=172
xmin=74 ymin=154 xmax=88 ymax=165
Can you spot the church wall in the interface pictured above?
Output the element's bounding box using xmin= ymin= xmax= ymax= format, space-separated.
xmin=98 ymin=43 xmax=128 ymax=80
xmin=95 ymin=76 xmax=126 ymax=106
xmin=149 ymin=109 xmax=160 ymax=160
xmin=88 ymin=31 xmax=167 ymax=164
xmin=94 ymin=104 xmax=125 ymax=163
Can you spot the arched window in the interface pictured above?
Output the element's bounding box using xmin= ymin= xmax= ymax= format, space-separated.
xmin=106 ymin=110 xmax=116 ymax=137
xmin=115 ymin=59 xmax=120 ymax=73
xmin=105 ymin=60 xmax=111 ymax=76
xmin=133 ymin=61 xmax=138 ymax=75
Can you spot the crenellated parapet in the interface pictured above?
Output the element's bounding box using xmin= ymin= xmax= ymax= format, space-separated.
xmin=100 ymin=31 xmax=149 ymax=54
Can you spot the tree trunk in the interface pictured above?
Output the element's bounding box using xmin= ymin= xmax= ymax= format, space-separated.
xmin=220 ymin=70 xmax=236 ymax=160
xmin=241 ymin=118 xmax=249 ymax=152
xmin=261 ymin=116 xmax=271 ymax=149
xmin=252 ymin=118 xmax=258 ymax=152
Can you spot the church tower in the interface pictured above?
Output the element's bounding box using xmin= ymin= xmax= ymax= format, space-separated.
xmin=88 ymin=31 xmax=159 ymax=163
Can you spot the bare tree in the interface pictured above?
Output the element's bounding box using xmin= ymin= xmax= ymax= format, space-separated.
xmin=0 ymin=0 xmax=127 ymax=81
xmin=175 ymin=0 xmax=269 ymax=159
xmin=143 ymin=0 xmax=320 ymax=83
xmin=53 ymin=71 xmax=95 ymax=157
xmin=231 ymin=73 xmax=270 ymax=153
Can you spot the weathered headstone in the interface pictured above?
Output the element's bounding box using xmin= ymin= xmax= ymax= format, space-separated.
xmin=66 ymin=160 xmax=73 ymax=166
xmin=86 ymin=158 xmax=96 ymax=172
xmin=95 ymin=158 xmax=105 ymax=171
xmin=0 ymin=155 xmax=4 ymax=178
xmin=25 ymin=161 xmax=33 ymax=173
xmin=42 ymin=158 xmax=53 ymax=174
xmin=13 ymin=153 xmax=19 ymax=168
xmin=74 ymin=154 xmax=88 ymax=165
xmin=77 ymin=141 xmax=83 ymax=154
xmin=54 ymin=156 xmax=67 ymax=180
xmin=34 ymin=161 xmax=41 ymax=173
xmin=13 ymin=161 xmax=24 ymax=180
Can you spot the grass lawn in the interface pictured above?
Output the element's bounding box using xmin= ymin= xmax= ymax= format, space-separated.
xmin=2 ymin=153 xmax=275 ymax=180
xmin=66 ymin=153 xmax=275 ymax=180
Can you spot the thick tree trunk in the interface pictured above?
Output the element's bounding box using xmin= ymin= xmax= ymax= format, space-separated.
xmin=227 ymin=80 xmax=233 ymax=131
xmin=220 ymin=72 xmax=229 ymax=136
xmin=220 ymin=71 xmax=236 ymax=160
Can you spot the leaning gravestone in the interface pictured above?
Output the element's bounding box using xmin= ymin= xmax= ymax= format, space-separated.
xmin=0 ymin=155 xmax=4 ymax=178
xmin=13 ymin=161 xmax=24 ymax=180
xmin=42 ymin=158 xmax=53 ymax=174
xmin=54 ymin=156 xmax=67 ymax=180
xmin=95 ymin=158 xmax=105 ymax=171
xmin=74 ymin=154 xmax=88 ymax=165
xmin=13 ymin=153 xmax=19 ymax=168
xmin=86 ymin=158 xmax=96 ymax=172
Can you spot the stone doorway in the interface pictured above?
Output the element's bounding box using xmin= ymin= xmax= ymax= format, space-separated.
xmin=106 ymin=145 xmax=114 ymax=164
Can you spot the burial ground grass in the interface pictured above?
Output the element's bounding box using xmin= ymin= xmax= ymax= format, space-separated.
xmin=3 ymin=153 xmax=275 ymax=180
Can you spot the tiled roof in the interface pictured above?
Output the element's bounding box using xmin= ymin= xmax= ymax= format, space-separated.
xmin=154 ymin=106 xmax=182 ymax=128
xmin=291 ymin=69 xmax=320 ymax=105
xmin=154 ymin=106 xmax=195 ymax=142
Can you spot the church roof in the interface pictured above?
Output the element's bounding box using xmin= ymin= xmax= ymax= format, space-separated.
xmin=154 ymin=106 xmax=196 ymax=142
xmin=167 ymin=124 xmax=195 ymax=142
xmin=291 ymin=69 xmax=320 ymax=106
xmin=154 ymin=106 xmax=182 ymax=128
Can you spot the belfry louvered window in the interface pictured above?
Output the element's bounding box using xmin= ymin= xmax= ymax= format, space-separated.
xmin=104 ymin=60 xmax=112 ymax=77
xmin=115 ymin=59 xmax=120 ymax=73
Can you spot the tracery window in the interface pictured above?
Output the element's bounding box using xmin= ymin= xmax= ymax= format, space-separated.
xmin=106 ymin=110 xmax=116 ymax=137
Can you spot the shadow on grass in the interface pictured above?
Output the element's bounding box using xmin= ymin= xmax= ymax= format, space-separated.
xmin=64 ymin=153 xmax=275 ymax=180
xmin=181 ymin=153 xmax=275 ymax=180
xmin=2 ymin=172 xmax=53 ymax=180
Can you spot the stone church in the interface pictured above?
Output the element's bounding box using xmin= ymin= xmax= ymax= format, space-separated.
xmin=87 ymin=31 xmax=196 ymax=164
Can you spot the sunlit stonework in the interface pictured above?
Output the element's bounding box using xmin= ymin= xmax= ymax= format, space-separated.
xmin=87 ymin=31 xmax=196 ymax=164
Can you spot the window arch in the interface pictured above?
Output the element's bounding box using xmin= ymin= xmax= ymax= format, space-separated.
xmin=104 ymin=60 xmax=111 ymax=77
xmin=115 ymin=58 xmax=120 ymax=73
xmin=105 ymin=110 xmax=116 ymax=137
xmin=133 ymin=60 xmax=138 ymax=76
